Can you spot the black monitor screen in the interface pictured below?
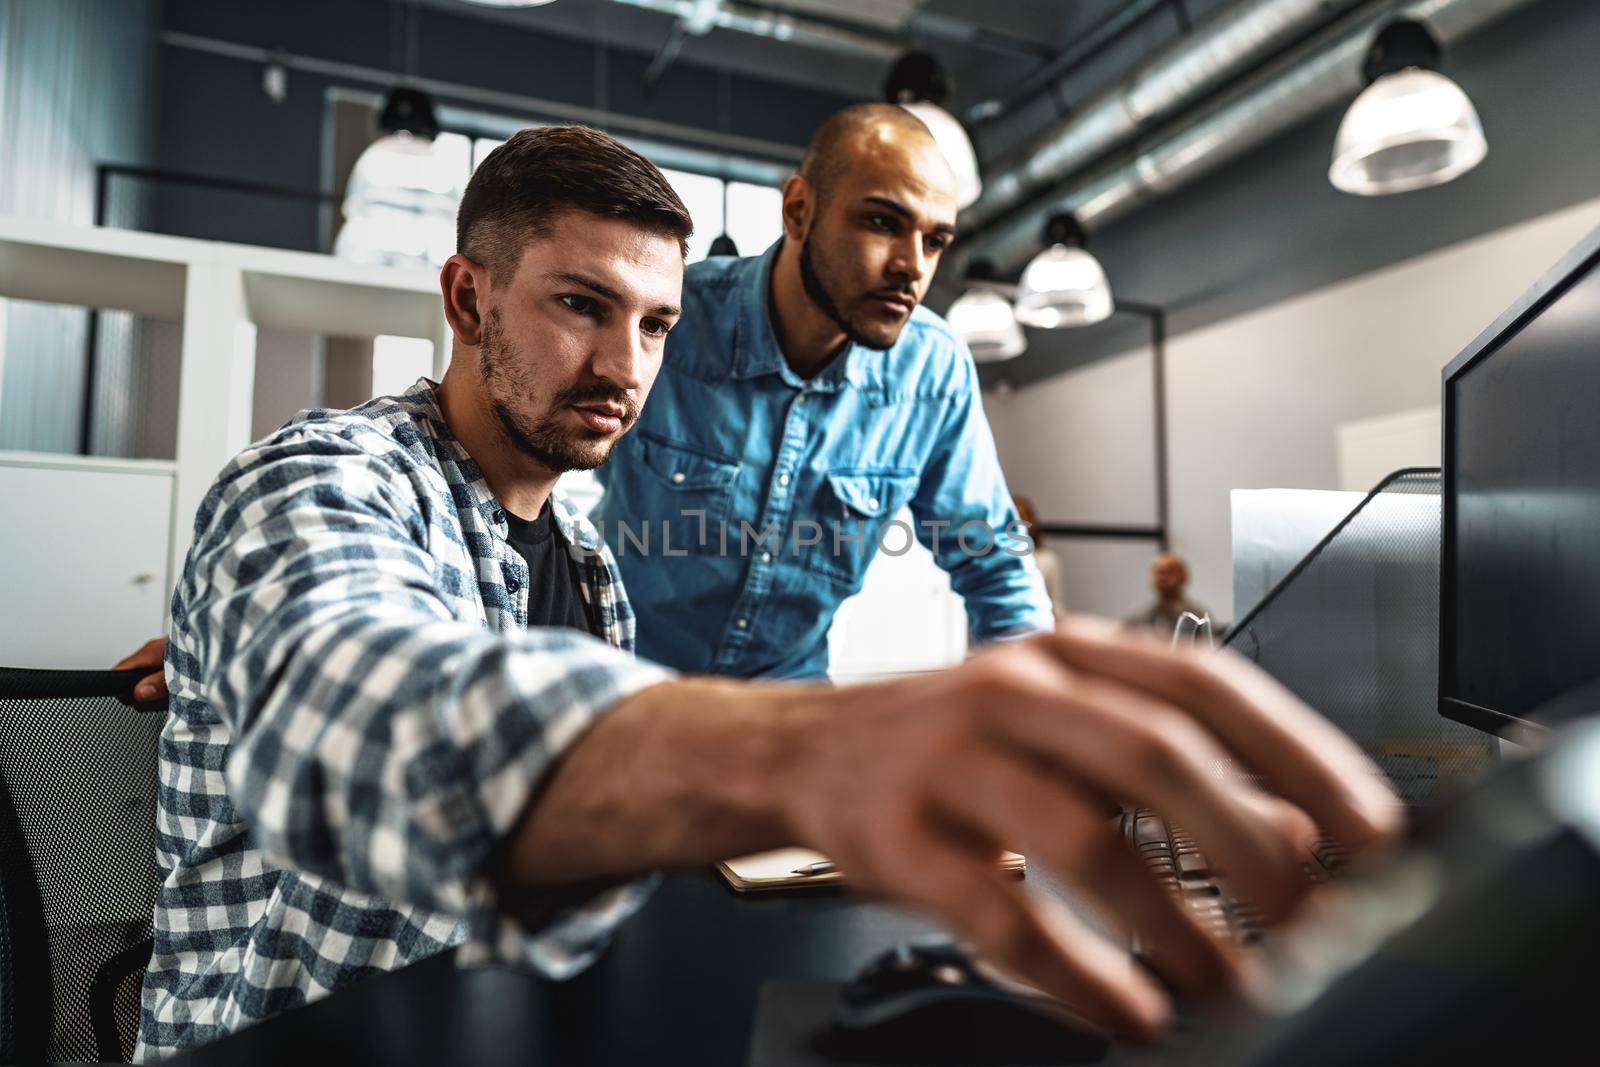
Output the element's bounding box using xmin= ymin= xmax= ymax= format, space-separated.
xmin=1443 ymin=247 xmax=1600 ymax=735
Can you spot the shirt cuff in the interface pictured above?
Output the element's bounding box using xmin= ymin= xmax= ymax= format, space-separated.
xmin=456 ymin=875 xmax=660 ymax=977
xmin=989 ymin=619 xmax=1055 ymax=640
xmin=456 ymin=653 xmax=675 ymax=979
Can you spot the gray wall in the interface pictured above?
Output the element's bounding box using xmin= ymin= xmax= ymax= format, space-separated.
xmin=971 ymin=0 xmax=1600 ymax=390
xmin=0 ymin=0 xmax=161 ymax=454
xmin=986 ymin=194 xmax=1600 ymax=622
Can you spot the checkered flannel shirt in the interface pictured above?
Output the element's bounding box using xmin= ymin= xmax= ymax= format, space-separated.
xmin=135 ymin=380 xmax=671 ymax=1059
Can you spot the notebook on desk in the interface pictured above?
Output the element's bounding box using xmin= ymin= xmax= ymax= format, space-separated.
xmin=718 ymin=848 xmax=1026 ymax=893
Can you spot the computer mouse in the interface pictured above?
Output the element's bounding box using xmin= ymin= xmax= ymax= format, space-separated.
xmin=823 ymin=938 xmax=1112 ymax=1065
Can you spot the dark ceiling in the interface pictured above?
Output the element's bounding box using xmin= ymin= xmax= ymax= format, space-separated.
xmin=411 ymin=0 xmax=1240 ymax=160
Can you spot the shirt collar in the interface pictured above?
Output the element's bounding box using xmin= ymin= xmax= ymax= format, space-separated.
xmin=730 ymin=239 xmax=865 ymax=394
xmin=402 ymin=378 xmax=602 ymax=552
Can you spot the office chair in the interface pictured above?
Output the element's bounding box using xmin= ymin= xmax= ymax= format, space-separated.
xmin=0 ymin=667 xmax=165 ymax=1063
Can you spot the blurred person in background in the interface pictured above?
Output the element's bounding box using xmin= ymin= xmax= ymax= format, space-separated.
xmin=1124 ymin=552 xmax=1212 ymax=640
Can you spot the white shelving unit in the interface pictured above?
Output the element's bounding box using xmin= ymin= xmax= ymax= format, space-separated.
xmin=0 ymin=216 xmax=452 ymax=588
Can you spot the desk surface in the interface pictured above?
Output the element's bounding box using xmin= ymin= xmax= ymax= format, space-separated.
xmin=153 ymin=856 xmax=1586 ymax=1067
xmin=161 ymin=871 xmax=948 ymax=1067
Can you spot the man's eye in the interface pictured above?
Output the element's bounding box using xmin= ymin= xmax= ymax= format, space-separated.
xmin=926 ymin=236 xmax=950 ymax=254
xmin=868 ymin=214 xmax=898 ymax=233
xmin=560 ymin=294 xmax=598 ymax=316
xmin=642 ymin=318 xmax=672 ymax=338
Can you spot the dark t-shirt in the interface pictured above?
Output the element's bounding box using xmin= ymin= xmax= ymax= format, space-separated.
xmin=503 ymin=500 xmax=600 ymax=637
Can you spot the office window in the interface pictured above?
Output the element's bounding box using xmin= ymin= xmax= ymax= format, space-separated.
xmin=725 ymin=181 xmax=784 ymax=259
xmin=659 ymin=167 xmax=726 ymax=263
xmin=434 ymin=132 xmax=474 ymax=183
xmin=472 ymin=135 xmax=502 ymax=172
xmin=372 ymin=334 xmax=435 ymax=398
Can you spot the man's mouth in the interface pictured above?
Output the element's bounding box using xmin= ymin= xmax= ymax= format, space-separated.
xmin=868 ymin=291 xmax=916 ymax=315
xmin=570 ymin=402 xmax=628 ymax=434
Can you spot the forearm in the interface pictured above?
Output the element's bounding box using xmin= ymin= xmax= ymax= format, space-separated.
xmin=499 ymin=677 xmax=823 ymax=887
xmin=948 ymin=553 xmax=1054 ymax=640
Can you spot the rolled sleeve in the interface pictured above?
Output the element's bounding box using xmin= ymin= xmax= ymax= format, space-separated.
xmin=909 ymin=354 xmax=1055 ymax=642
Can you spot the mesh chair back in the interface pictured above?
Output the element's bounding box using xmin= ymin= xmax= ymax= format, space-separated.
xmin=1224 ymin=469 xmax=1496 ymax=806
xmin=0 ymin=668 xmax=165 ymax=1063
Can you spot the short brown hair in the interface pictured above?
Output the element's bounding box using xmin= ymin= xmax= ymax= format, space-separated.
xmin=457 ymin=125 xmax=693 ymax=280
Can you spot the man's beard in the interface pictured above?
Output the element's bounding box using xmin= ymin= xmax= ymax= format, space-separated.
xmin=798 ymin=236 xmax=901 ymax=352
xmin=478 ymin=310 xmax=638 ymax=473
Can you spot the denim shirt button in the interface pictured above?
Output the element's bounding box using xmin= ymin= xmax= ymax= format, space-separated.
xmin=505 ymin=573 xmax=521 ymax=593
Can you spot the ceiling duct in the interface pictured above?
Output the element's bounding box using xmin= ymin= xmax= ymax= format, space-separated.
xmin=966 ymin=0 xmax=1540 ymax=274
xmin=962 ymin=0 xmax=1364 ymax=235
xmin=609 ymin=0 xmax=904 ymax=59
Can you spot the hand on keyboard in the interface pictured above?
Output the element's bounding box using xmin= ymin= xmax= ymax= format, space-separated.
xmin=1125 ymin=809 xmax=1353 ymax=952
xmin=776 ymin=618 xmax=1402 ymax=1041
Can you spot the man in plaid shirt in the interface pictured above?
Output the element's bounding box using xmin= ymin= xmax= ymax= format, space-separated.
xmin=135 ymin=125 xmax=1400 ymax=1057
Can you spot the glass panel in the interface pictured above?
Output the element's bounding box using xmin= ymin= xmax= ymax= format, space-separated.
xmin=0 ymin=297 xmax=181 ymax=459
xmin=725 ymin=181 xmax=784 ymax=260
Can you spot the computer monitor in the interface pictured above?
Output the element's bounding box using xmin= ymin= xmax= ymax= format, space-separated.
xmin=1441 ymin=224 xmax=1600 ymax=738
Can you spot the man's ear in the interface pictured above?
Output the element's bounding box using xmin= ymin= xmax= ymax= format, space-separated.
xmin=440 ymin=254 xmax=489 ymax=347
xmin=780 ymin=174 xmax=813 ymax=243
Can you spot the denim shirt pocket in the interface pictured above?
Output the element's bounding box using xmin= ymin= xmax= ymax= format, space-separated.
xmin=631 ymin=432 xmax=741 ymax=559
xmin=812 ymin=469 xmax=920 ymax=587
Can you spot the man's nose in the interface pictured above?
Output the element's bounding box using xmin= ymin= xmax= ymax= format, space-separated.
xmin=887 ymin=234 xmax=929 ymax=287
xmin=590 ymin=322 xmax=647 ymax=393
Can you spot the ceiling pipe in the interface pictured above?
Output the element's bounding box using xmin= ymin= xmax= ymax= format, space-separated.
xmin=964 ymin=0 xmax=1540 ymax=274
xmin=965 ymin=0 xmax=1182 ymax=125
xmin=962 ymin=0 xmax=1366 ymax=235
xmin=609 ymin=0 xmax=904 ymax=60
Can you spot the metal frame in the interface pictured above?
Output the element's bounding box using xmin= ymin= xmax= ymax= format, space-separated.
xmin=1439 ymin=222 xmax=1600 ymax=738
xmin=1036 ymin=299 xmax=1170 ymax=551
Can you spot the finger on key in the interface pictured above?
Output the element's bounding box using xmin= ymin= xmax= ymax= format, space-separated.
xmin=1042 ymin=620 xmax=1403 ymax=853
xmin=983 ymin=661 xmax=1320 ymax=922
xmin=925 ymin=748 xmax=1251 ymax=1000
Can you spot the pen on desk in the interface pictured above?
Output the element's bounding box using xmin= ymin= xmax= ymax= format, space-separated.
xmin=791 ymin=860 xmax=838 ymax=876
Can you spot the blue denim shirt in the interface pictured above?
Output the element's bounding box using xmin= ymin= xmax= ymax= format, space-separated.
xmin=592 ymin=242 xmax=1053 ymax=678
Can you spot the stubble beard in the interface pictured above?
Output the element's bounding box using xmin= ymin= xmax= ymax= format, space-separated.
xmin=798 ymin=236 xmax=901 ymax=352
xmin=479 ymin=309 xmax=637 ymax=473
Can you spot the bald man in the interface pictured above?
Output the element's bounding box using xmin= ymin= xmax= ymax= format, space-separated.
xmin=592 ymin=104 xmax=1052 ymax=678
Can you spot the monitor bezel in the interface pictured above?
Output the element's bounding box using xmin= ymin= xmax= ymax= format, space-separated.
xmin=1439 ymin=223 xmax=1600 ymax=738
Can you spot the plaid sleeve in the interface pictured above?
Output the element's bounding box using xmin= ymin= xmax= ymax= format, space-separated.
xmin=177 ymin=427 xmax=671 ymax=973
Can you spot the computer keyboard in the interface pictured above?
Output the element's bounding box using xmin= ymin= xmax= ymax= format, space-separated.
xmin=1122 ymin=808 xmax=1350 ymax=946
